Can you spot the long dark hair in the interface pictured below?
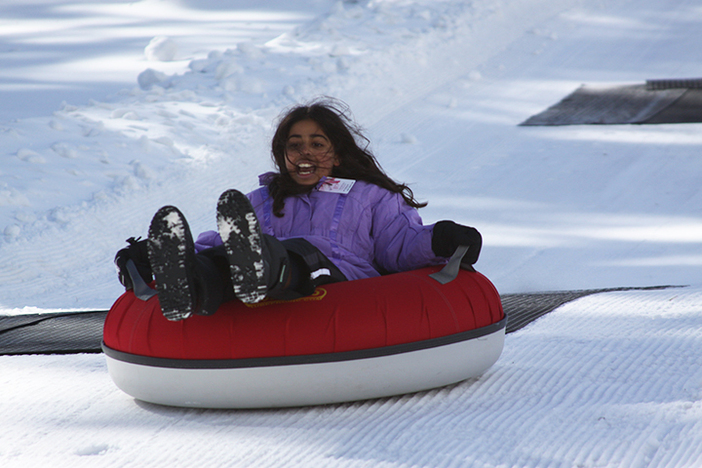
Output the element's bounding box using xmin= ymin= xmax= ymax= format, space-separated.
xmin=268 ymin=98 xmax=427 ymax=217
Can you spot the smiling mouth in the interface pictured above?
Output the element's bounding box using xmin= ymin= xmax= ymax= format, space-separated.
xmin=295 ymin=162 xmax=316 ymax=175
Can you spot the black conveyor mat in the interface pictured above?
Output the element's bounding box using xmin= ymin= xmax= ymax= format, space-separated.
xmin=0 ymin=311 xmax=108 ymax=355
xmin=501 ymin=285 xmax=674 ymax=334
xmin=520 ymin=79 xmax=702 ymax=126
xmin=0 ymin=286 xmax=678 ymax=355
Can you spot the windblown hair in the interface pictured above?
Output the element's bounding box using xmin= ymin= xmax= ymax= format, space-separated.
xmin=268 ymin=98 xmax=427 ymax=217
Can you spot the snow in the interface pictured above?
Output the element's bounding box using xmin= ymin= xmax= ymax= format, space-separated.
xmin=4 ymin=287 xmax=702 ymax=467
xmin=1 ymin=0 xmax=701 ymax=466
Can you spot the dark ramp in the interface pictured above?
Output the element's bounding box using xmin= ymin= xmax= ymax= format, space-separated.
xmin=0 ymin=286 xmax=678 ymax=355
xmin=520 ymin=78 xmax=702 ymax=126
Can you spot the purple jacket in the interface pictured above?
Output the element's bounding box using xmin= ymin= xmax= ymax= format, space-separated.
xmin=195 ymin=174 xmax=446 ymax=281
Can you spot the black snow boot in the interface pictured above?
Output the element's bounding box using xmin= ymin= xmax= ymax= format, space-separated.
xmin=148 ymin=206 xmax=224 ymax=320
xmin=216 ymin=189 xmax=291 ymax=303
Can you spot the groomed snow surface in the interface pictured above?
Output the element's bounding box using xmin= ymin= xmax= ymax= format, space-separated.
xmin=1 ymin=0 xmax=701 ymax=466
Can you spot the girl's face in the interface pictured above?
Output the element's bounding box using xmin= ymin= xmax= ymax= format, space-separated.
xmin=284 ymin=119 xmax=339 ymax=186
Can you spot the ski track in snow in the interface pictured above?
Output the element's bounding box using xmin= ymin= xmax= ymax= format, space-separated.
xmin=1 ymin=0 xmax=702 ymax=466
xmin=1 ymin=288 xmax=701 ymax=467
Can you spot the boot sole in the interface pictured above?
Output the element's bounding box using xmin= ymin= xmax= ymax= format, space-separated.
xmin=217 ymin=190 xmax=267 ymax=304
xmin=147 ymin=206 xmax=196 ymax=321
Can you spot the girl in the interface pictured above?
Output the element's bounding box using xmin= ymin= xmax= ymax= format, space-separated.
xmin=116 ymin=99 xmax=482 ymax=321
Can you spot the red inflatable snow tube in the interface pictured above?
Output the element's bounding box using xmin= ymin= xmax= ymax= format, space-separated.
xmin=102 ymin=266 xmax=506 ymax=408
xmin=104 ymin=266 xmax=503 ymax=360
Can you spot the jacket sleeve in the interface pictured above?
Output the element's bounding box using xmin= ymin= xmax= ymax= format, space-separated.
xmin=371 ymin=189 xmax=447 ymax=273
xmin=194 ymin=230 xmax=222 ymax=253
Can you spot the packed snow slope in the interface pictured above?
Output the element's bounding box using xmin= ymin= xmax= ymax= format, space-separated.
xmin=1 ymin=0 xmax=702 ymax=467
xmin=3 ymin=287 xmax=702 ymax=468
xmin=1 ymin=0 xmax=701 ymax=311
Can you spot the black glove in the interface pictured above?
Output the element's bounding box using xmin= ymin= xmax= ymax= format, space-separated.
xmin=114 ymin=237 xmax=153 ymax=290
xmin=431 ymin=221 xmax=482 ymax=265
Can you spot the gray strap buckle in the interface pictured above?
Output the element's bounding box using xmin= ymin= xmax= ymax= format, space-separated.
xmin=125 ymin=259 xmax=158 ymax=301
xmin=429 ymin=245 xmax=476 ymax=284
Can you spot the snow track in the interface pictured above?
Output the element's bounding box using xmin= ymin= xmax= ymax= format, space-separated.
xmin=2 ymin=287 xmax=701 ymax=467
xmin=1 ymin=0 xmax=702 ymax=465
